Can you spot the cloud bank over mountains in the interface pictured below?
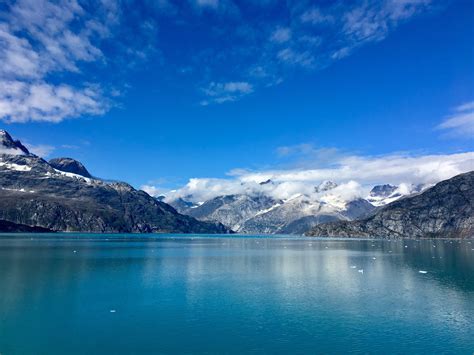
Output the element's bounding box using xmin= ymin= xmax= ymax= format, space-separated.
xmin=142 ymin=150 xmax=474 ymax=203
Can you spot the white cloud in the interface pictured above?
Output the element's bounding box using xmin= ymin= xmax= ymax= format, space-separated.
xmin=300 ymin=7 xmax=334 ymax=25
xmin=270 ymin=27 xmax=292 ymax=43
xmin=145 ymin=151 xmax=474 ymax=203
xmin=197 ymin=0 xmax=434 ymax=104
xmin=201 ymin=81 xmax=254 ymax=105
xmin=141 ymin=185 xmax=166 ymax=197
xmin=437 ymin=101 xmax=474 ymax=138
xmin=0 ymin=0 xmax=131 ymax=123
xmin=23 ymin=143 xmax=55 ymax=158
xmin=276 ymin=48 xmax=314 ymax=68
xmin=0 ymin=81 xmax=107 ymax=123
xmin=195 ymin=0 xmax=219 ymax=8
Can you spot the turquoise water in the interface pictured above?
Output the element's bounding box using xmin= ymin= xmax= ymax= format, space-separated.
xmin=0 ymin=234 xmax=473 ymax=354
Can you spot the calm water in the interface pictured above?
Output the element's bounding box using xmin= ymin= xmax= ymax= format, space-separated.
xmin=0 ymin=234 xmax=473 ymax=354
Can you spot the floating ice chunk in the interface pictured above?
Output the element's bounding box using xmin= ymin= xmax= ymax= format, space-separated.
xmin=110 ymin=309 xmax=116 ymax=313
xmin=419 ymin=270 xmax=428 ymax=274
xmin=358 ymin=269 xmax=364 ymax=274
xmin=372 ymin=257 xmax=376 ymax=260
xmin=350 ymin=265 xmax=357 ymax=269
xmin=73 ymin=250 xmax=77 ymax=253
xmin=404 ymin=245 xmax=408 ymax=248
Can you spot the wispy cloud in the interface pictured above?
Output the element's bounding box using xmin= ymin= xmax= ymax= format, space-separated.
xmin=0 ymin=0 xmax=440 ymax=115
xmin=0 ymin=0 xmax=154 ymax=123
xmin=195 ymin=0 xmax=219 ymax=9
xmin=23 ymin=143 xmax=55 ymax=158
xmin=300 ymin=7 xmax=334 ymax=25
xmin=201 ymin=81 xmax=254 ymax=105
xmin=195 ymin=0 xmax=436 ymax=104
xmin=270 ymin=27 xmax=292 ymax=43
xmin=437 ymin=101 xmax=474 ymax=138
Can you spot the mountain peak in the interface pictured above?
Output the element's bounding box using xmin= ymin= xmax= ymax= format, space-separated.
xmin=0 ymin=130 xmax=31 ymax=156
xmin=315 ymin=180 xmax=338 ymax=193
xmin=48 ymin=157 xmax=92 ymax=178
xmin=369 ymin=184 xmax=397 ymax=197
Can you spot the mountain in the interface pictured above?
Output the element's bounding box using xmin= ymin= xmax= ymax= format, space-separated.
xmin=170 ymin=188 xmax=375 ymax=234
xmin=315 ymin=180 xmax=338 ymax=193
xmin=49 ymin=158 xmax=92 ymax=178
xmin=238 ymin=194 xmax=374 ymax=234
xmin=179 ymin=194 xmax=279 ymax=231
xmin=0 ymin=130 xmax=229 ymax=234
xmin=306 ymin=171 xmax=474 ymax=238
xmin=0 ymin=130 xmax=30 ymax=155
xmin=168 ymin=197 xmax=200 ymax=214
xmin=367 ymin=183 xmax=428 ymax=206
xmin=0 ymin=219 xmax=52 ymax=233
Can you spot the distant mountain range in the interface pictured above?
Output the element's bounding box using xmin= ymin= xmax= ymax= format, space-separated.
xmin=307 ymin=171 xmax=474 ymax=238
xmin=0 ymin=130 xmax=229 ymax=234
xmin=1 ymin=129 xmax=471 ymax=238
xmin=169 ymin=180 xmax=427 ymax=234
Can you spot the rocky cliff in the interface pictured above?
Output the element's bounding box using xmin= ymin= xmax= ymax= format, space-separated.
xmin=0 ymin=130 xmax=229 ymax=234
xmin=306 ymin=171 xmax=474 ymax=238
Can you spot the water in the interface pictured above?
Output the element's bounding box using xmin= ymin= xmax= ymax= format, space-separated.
xmin=0 ymin=234 xmax=473 ymax=354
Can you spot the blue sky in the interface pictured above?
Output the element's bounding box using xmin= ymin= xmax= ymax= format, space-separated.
xmin=0 ymin=0 xmax=473 ymax=196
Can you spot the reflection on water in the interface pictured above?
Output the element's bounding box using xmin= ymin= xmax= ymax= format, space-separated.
xmin=0 ymin=235 xmax=473 ymax=354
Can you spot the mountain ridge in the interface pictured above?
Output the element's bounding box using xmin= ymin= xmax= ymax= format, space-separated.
xmin=0 ymin=130 xmax=230 ymax=234
xmin=306 ymin=171 xmax=474 ymax=238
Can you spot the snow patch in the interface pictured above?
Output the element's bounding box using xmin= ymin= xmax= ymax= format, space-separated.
xmin=1 ymin=187 xmax=35 ymax=193
xmin=0 ymin=162 xmax=32 ymax=171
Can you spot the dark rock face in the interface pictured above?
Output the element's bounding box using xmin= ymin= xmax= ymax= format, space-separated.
xmin=0 ymin=220 xmax=52 ymax=233
xmin=314 ymin=180 xmax=338 ymax=193
xmin=307 ymin=172 xmax=474 ymax=239
xmin=168 ymin=198 xmax=198 ymax=214
xmin=0 ymin=131 xmax=229 ymax=234
xmin=0 ymin=130 xmax=31 ymax=155
xmin=369 ymin=184 xmax=397 ymax=198
xmin=49 ymin=158 xmax=92 ymax=178
xmin=278 ymin=215 xmax=342 ymax=235
xmin=343 ymin=198 xmax=376 ymax=220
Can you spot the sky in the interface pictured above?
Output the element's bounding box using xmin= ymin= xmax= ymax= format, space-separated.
xmin=0 ymin=0 xmax=473 ymax=201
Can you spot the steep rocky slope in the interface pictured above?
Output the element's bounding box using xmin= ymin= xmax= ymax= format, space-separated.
xmin=0 ymin=130 xmax=229 ymax=234
xmin=307 ymin=171 xmax=474 ymax=238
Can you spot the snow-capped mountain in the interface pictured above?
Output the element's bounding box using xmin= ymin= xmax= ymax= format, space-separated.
xmin=308 ymin=171 xmax=474 ymax=239
xmin=173 ymin=194 xmax=280 ymax=231
xmin=166 ymin=176 xmax=433 ymax=234
xmin=0 ymin=130 xmax=229 ymax=234
xmin=0 ymin=130 xmax=31 ymax=155
xmin=238 ymin=194 xmax=347 ymax=234
xmin=315 ymin=180 xmax=338 ymax=193
xmin=367 ymin=183 xmax=428 ymax=206
xmin=49 ymin=157 xmax=93 ymax=178
xmin=167 ymin=179 xmax=378 ymax=234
